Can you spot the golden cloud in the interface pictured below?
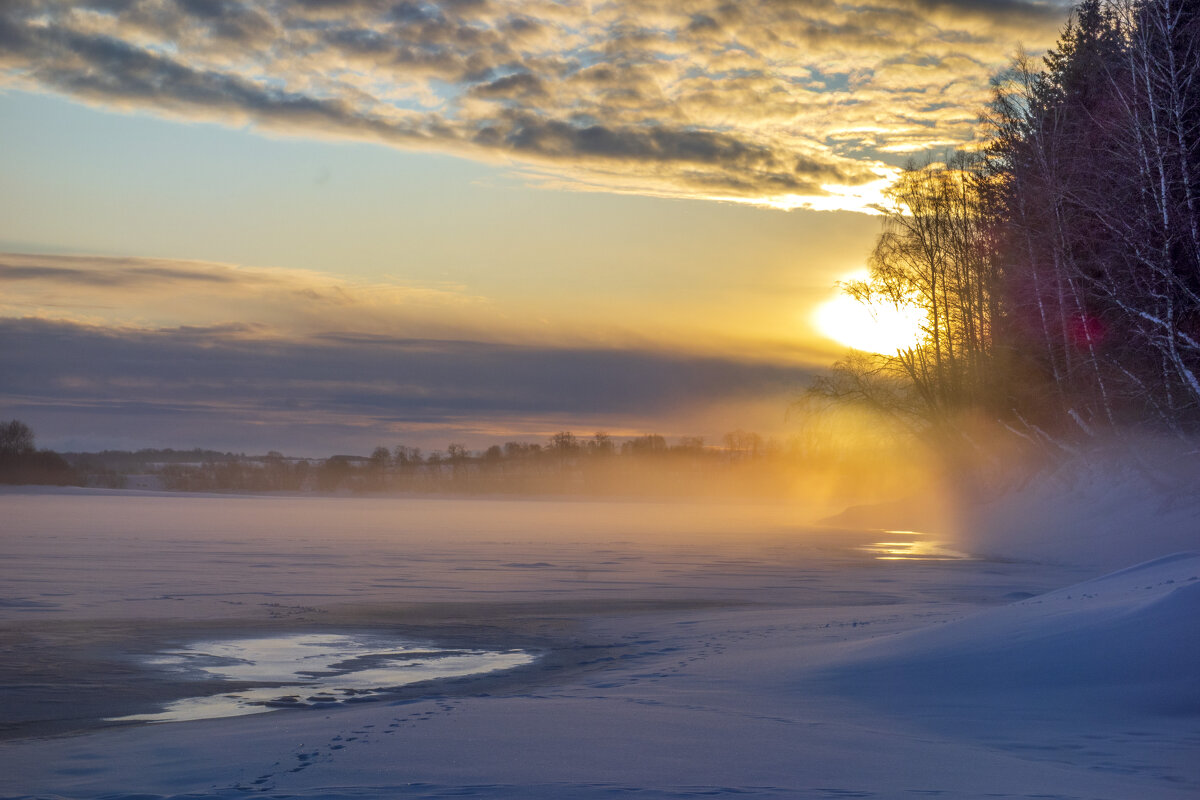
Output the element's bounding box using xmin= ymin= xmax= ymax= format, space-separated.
xmin=2 ymin=0 xmax=1068 ymax=211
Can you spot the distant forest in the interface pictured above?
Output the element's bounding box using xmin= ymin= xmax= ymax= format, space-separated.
xmin=2 ymin=421 xmax=920 ymax=500
xmin=151 ymin=431 xmax=817 ymax=496
xmin=814 ymin=0 xmax=1200 ymax=451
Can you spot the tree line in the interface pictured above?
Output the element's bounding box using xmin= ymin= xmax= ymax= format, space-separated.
xmin=2 ymin=417 xmax=929 ymax=503
xmin=154 ymin=430 xmax=810 ymax=496
xmin=815 ymin=0 xmax=1199 ymax=452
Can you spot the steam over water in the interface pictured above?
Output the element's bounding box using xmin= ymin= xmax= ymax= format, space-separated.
xmin=0 ymin=493 xmax=965 ymax=625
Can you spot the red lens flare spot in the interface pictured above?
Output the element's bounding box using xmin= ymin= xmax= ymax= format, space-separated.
xmin=1069 ymin=315 xmax=1106 ymax=348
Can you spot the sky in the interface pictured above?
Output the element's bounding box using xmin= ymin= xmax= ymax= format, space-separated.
xmin=0 ymin=0 xmax=1070 ymax=455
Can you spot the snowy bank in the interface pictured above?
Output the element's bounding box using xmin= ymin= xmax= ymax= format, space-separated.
xmin=825 ymin=442 xmax=1200 ymax=572
xmin=819 ymin=552 xmax=1200 ymax=716
xmin=959 ymin=463 xmax=1200 ymax=571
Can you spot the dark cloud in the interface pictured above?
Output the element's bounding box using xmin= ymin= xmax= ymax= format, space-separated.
xmin=0 ymin=259 xmax=240 ymax=287
xmin=23 ymin=25 xmax=407 ymax=142
xmin=494 ymin=111 xmax=855 ymax=191
xmin=0 ymin=0 xmax=1070 ymax=209
xmin=173 ymin=0 xmax=275 ymax=43
xmin=911 ymin=0 xmax=1068 ymax=23
xmin=469 ymin=72 xmax=547 ymax=99
xmin=0 ymin=317 xmax=811 ymax=450
xmin=0 ymin=252 xmax=508 ymax=344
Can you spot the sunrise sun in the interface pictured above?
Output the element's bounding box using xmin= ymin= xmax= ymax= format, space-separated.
xmin=815 ymin=284 xmax=926 ymax=355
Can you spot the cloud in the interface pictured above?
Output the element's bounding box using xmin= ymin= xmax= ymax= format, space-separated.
xmin=0 ymin=251 xmax=505 ymax=341
xmin=0 ymin=251 xmax=842 ymax=367
xmin=1 ymin=0 xmax=1069 ymax=211
xmin=0 ymin=316 xmax=811 ymax=452
xmin=0 ymin=257 xmax=241 ymax=287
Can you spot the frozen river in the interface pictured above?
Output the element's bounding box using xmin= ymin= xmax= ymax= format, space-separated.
xmin=1 ymin=489 xmax=1195 ymax=799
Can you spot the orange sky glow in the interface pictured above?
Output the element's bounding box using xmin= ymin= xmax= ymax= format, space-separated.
xmin=0 ymin=0 xmax=1070 ymax=453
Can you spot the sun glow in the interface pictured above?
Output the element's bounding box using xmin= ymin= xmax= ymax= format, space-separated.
xmin=815 ymin=285 xmax=926 ymax=355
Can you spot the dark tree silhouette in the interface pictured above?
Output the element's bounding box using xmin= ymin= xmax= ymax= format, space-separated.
xmin=0 ymin=420 xmax=79 ymax=485
xmin=0 ymin=420 xmax=35 ymax=456
xmin=817 ymin=0 xmax=1200 ymax=446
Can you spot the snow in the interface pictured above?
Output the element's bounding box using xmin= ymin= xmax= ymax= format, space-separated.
xmin=817 ymin=552 xmax=1200 ymax=718
xmin=959 ymin=470 xmax=1200 ymax=570
xmin=0 ymin=473 xmax=1197 ymax=799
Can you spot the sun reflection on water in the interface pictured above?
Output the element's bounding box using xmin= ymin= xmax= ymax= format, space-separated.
xmin=860 ymin=531 xmax=971 ymax=561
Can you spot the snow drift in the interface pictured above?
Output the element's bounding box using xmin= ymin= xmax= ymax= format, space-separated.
xmin=819 ymin=552 xmax=1200 ymax=717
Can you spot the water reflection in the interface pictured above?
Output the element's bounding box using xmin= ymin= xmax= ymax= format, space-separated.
xmin=860 ymin=530 xmax=971 ymax=561
xmin=108 ymin=633 xmax=534 ymax=723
